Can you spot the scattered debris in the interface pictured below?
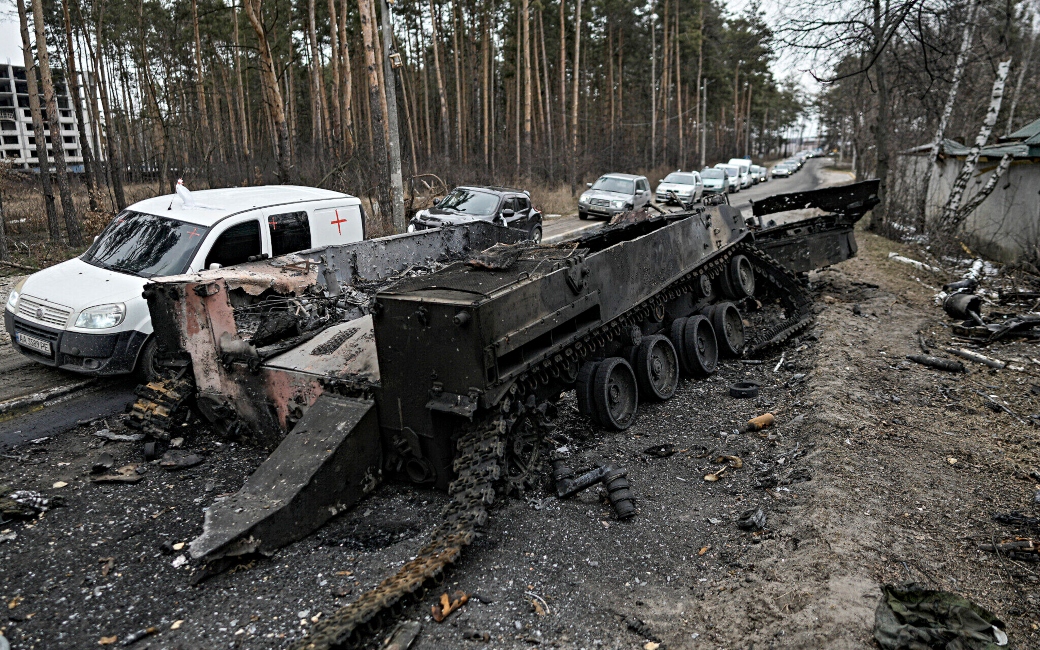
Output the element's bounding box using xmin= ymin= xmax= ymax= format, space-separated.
xmin=526 ymin=591 xmax=550 ymax=616
xmin=980 ymin=539 xmax=1039 ymax=562
xmin=91 ymin=465 xmax=144 ymax=484
xmin=99 ymin=636 xmax=118 ymax=645
xmin=0 ymin=489 xmax=64 ymax=517
xmin=887 ymin=252 xmax=940 ymax=273
xmin=0 ymin=531 xmax=16 ymax=543
xmin=380 ymin=621 xmax=422 ymax=650
xmin=773 ymin=353 xmax=786 ymax=373
xmin=714 ymin=455 xmax=744 ymax=469
xmin=170 ymin=620 xmax=184 ymax=630
xmin=704 ymin=467 xmax=727 ymax=482
xmin=52 ymin=481 xmax=68 ymax=489
xmin=159 ymin=451 xmax=203 ymax=471
xmin=121 ymin=627 xmax=158 ymax=646
xmin=906 ymin=354 xmax=966 ymax=373
xmin=93 ymin=430 xmax=145 ymax=443
xmin=746 ymin=413 xmax=775 ymax=432
xmin=431 ymin=591 xmax=469 ymax=622
xmin=737 ymin=508 xmax=767 ymax=530
xmin=729 ymin=381 xmax=761 ymax=398
xmin=171 ymin=555 xmax=187 ymax=568
xmin=698 ymin=546 xmax=710 ymax=556
xmin=552 ymin=462 xmax=635 ymax=519
xmin=462 ymin=628 xmax=491 ymax=642
xmin=945 ymin=347 xmax=1006 ymax=369
xmin=99 ymin=557 xmax=114 ymax=577
xmin=91 ymin=452 xmax=115 ymax=474
xmin=873 ymin=583 xmax=1007 ymax=649
xmin=992 ymin=512 xmax=1040 ymax=528
xmin=625 ymin=616 xmax=662 ymax=644
xmin=643 ymin=444 xmax=677 ymax=458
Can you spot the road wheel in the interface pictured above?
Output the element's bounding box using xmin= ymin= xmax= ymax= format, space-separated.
xmin=633 ymin=335 xmax=679 ymax=401
xmin=682 ymin=315 xmax=718 ymax=377
xmin=712 ymin=302 xmax=745 ymax=357
xmin=136 ymin=337 xmax=162 ymax=383
xmin=575 ymin=361 xmax=600 ymax=421
xmin=719 ymin=254 xmax=755 ymax=299
xmin=591 ymin=357 xmax=639 ymax=431
xmin=668 ymin=317 xmax=690 ymax=374
xmin=578 ymin=211 xmax=588 ymax=221
xmin=529 ymin=224 xmax=542 ymax=243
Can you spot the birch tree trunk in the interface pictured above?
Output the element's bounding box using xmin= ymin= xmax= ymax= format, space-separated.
xmin=33 ymin=0 xmax=83 ymax=245
xmin=379 ymin=0 xmax=405 ymax=231
xmin=945 ymin=152 xmax=1013 ymax=232
xmin=928 ymin=0 xmax=977 ymax=163
xmin=938 ymin=59 xmax=1012 ymax=233
xmin=1005 ymin=29 xmax=1037 ymax=134
xmin=358 ymin=0 xmax=393 ymax=233
xmin=307 ymin=0 xmax=325 ymax=153
xmin=17 ymin=0 xmax=59 ymax=241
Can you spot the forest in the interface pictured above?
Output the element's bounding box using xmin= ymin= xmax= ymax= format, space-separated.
xmin=6 ymin=0 xmax=805 ymax=240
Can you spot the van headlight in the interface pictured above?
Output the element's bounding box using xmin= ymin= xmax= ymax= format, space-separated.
xmin=407 ymin=223 xmax=416 ymax=233
xmin=5 ymin=278 xmax=25 ymax=312
xmin=75 ymin=303 xmax=126 ymax=329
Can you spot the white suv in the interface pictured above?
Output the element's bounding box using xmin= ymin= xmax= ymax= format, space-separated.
xmin=5 ymin=184 xmax=365 ymax=379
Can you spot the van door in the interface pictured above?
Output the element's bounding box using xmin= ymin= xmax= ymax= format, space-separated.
xmin=196 ymin=215 xmax=267 ymax=270
xmin=310 ymin=204 xmax=364 ymax=246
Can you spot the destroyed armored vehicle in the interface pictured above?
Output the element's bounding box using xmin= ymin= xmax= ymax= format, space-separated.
xmin=129 ymin=180 xmax=879 ymax=649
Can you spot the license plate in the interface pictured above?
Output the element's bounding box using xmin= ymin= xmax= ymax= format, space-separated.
xmin=16 ymin=331 xmax=52 ymax=356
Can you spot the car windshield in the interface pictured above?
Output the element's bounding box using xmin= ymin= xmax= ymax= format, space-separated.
xmin=662 ymin=173 xmax=697 ymax=185
xmin=82 ymin=211 xmax=209 ymax=278
xmin=592 ymin=177 xmax=635 ymax=194
xmin=702 ymin=169 xmax=725 ymax=179
xmin=438 ymin=189 xmax=499 ymax=216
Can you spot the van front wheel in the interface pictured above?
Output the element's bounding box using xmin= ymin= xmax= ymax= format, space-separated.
xmin=136 ymin=337 xmax=162 ymax=383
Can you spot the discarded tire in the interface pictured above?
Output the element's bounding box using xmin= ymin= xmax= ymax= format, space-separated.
xmin=712 ymin=302 xmax=745 ymax=357
xmin=729 ymin=380 xmax=760 ymax=398
xmin=632 ymin=335 xmax=680 ymax=401
xmin=682 ymin=315 xmax=718 ymax=376
xmin=591 ymin=357 xmax=639 ymax=431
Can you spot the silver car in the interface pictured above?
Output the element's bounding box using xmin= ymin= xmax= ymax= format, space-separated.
xmin=750 ymin=165 xmax=769 ymax=183
xmin=578 ymin=174 xmax=652 ymax=220
xmin=655 ymin=171 xmax=703 ymax=205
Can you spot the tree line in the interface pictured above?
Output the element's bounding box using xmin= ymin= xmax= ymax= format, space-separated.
xmin=15 ymin=0 xmax=806 ymax=240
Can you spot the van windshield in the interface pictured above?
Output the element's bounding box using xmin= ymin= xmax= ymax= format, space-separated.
xmin=702 ymin=169 xmax=725 ymax=179
xmin=82 ymin=211 xmax=209 ymax=278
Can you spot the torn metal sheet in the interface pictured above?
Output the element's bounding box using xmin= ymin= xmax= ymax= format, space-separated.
xmin=189 ymin=394 xmax=381 ymax=562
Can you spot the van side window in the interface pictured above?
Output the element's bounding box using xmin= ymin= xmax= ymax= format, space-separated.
xmin=206 ymin=220 xmax=261 ymax=268
xmin=268 ymin=211 xmax=311 ymax=256
xmin=637 ymin=179 xmax=649 ymax=192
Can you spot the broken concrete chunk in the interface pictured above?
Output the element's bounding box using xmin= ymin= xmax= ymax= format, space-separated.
xmin=91 ymin=465 xmax=143 ymax=484
xmin=94 ymin=430 xmax=145 ymax=442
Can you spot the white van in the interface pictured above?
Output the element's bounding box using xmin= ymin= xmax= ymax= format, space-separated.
xmin=5 ymin=184 xmax=365 ymax=379
xmin=727 ymin=158 xmax=754 ymax=189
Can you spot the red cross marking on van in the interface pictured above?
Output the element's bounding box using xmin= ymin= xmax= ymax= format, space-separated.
xmin=187 ymin=228 xmax=201 ymax=239
xmin=330 ymin=210 xmax=347 ymax=235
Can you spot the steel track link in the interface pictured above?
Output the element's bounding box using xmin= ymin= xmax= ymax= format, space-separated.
xmin=293 ymin=415 xmax=507 ymax=650
xmin=125 ymin=377 xmax=195 ymax=441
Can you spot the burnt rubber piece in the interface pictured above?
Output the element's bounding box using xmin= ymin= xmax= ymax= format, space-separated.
xmin=591 ymin=357 xmax=639 ymax=431
xmin=682 ymin=315 xmax=718 ymax=377
xmin=575 ymin=361 xmax=600 ymax=421
xmin=668 ymin=317 xmax=690 ymax=374
xmin=729 ymin=380 xmax=761 ymax=398
xmin=943 ymin=292 xmax=982 ymax=320
xmin=633 ymin=335 xmax=680 ymax=401
xmin=143 ymin=441 xmax=158 ymax=461
xmin=712 ymin=302 xmax=745 ymax=357
xmin=603 ymin=467 xmax=636 ymax=520
xmin=720 ymin=254 xmax=755 ymax=299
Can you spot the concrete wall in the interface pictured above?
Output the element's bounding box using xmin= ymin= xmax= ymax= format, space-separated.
xmin=912 ymin=155 xmax=1040 ymax=262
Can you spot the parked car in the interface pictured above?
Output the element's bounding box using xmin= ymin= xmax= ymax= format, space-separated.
xmin=655 ymin=171 xmax=703 ymax=205
xmin=727 ymin=158 xmax=755 ymax=187
xmin=714 ymin=164 xmax=742 ymax=192
xmin=408 ymin=185 xmax=543 ymax=242
xmin=700 ymin=168 xmax=730 ymax=194
xmin=5 ymin=183 xmax=365 ymax=380
xmin=750 ymin=165 xmax=769 ymax=183
xmin=578 ymin=173 xmax=652 ymax=220
xmin=771 ymin=163 xmax=792 ymax=177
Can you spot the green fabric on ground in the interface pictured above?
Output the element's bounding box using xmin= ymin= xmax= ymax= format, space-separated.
xmin=874 ymin=583 xmax=1006 ymax=650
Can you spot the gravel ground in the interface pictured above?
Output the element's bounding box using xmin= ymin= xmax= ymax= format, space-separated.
xmin=3 ymin=224 xmax=1040 ymax=650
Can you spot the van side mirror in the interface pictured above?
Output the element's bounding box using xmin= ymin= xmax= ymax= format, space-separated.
xmin=209 ymin=263 xmax=222 ymax=271
xmin=432 ymin=198 xmax=441 ymax=206
xmin=586 ymin=183 xmax=593 ymax=188
xmin=93 ymin=235 xmax=99 ymax=243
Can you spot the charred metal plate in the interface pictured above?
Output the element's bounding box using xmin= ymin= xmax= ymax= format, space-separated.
xmin=263 ymin=316 xmax=379 ymax=382
xmin=189 ymin=394 xmax=381 ymax=561
xmin=750 ymin=179 xmax=880 ymax=219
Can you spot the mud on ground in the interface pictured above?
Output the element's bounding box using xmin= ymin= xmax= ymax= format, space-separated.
xmin=2 ymin=224 xmax=1040 ymax=649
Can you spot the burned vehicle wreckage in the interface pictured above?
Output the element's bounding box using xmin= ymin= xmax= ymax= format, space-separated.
xmin=127 ymin=181 xmax=879 ymax=649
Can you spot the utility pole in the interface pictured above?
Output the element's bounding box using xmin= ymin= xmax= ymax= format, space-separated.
xmin=380 ymin=0 xmax=405 ymax=233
